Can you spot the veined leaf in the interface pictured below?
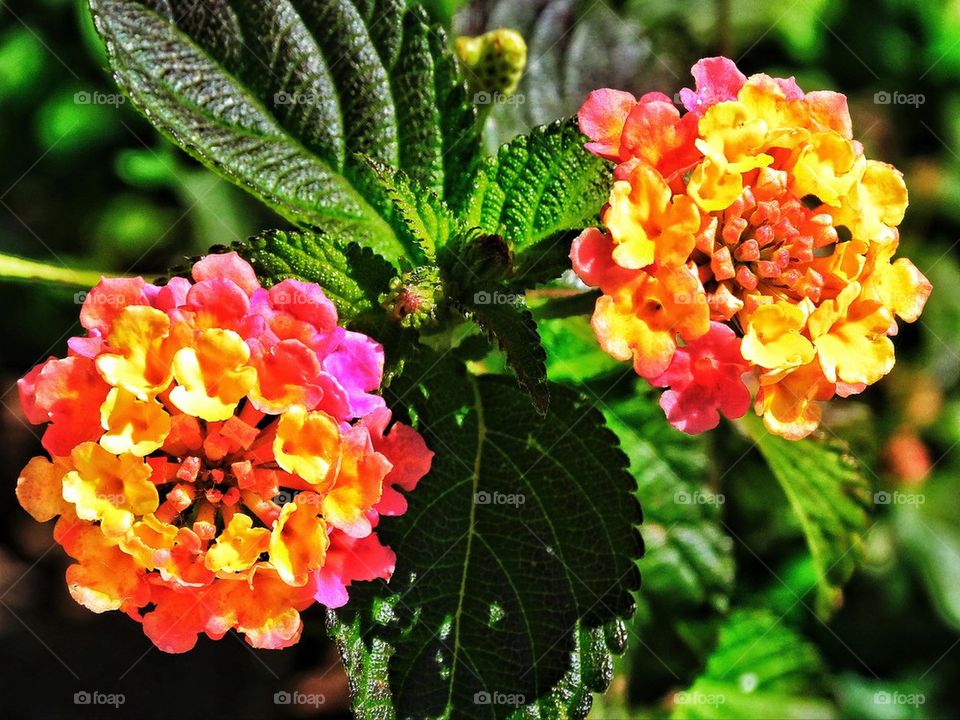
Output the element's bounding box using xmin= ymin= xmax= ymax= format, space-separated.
xmin=362 ymin=158 xmax=458 ymax=262
xmin=510 ymin=621 xmax=625 ymax=719
xmin=671 ymin=609 xmax=838 ymax=720
xmin=454 ymin=290 xmax=549 ymax=414
xmin=464 ymin=119 xmax=610 ymax=286
xmin=235 ymin=229 xmax=395 ymax=321
xmin=88 ymin=0 xmax=480 ymax=263
xmin=743 ymin=415 xmax=872 ymax=618
xmin=331 ymin=356 xmax=642 ymax=719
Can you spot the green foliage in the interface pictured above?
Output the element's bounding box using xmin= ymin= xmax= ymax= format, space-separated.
xmin=604 ymin=389 xmax=735 ymax=696
xmin=330 ymin=355 xmax=641 ymax=719
xmin=671 ymin=610 xmax=838 ymax=720
xmin=742 ymin=416 xmax=872 ymax=618
xmin=456 ymin=291 xmax=549 ymax=414
xmin=236 ymin=230 xmax=392 ymax=318
xmin=465 ymin=119 xmax=611 ymax=286
xmin=88 ymin=0 xmax=481 ymax=263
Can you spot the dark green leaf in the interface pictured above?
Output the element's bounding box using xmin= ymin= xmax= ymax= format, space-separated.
xmin=455 ymin=292 xmax=549 ymax=414
xmin=331 ymin=355 xmax=642 ymax=719
xmin=88 ymin=0 xmax=480 ymax=262
xmin=742 ymin=415 xmax=872 ymax=618
xmin=510 ymin=621 xmax=625 ymax=719
xmin=464 ymin=119 xmax=610 ymax=286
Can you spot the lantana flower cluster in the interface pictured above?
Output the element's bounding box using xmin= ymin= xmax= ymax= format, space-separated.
xmin=573 ymin=57 xmax=932 ymax=439
xmin=15 ymin=253 xmax=432 ymax=652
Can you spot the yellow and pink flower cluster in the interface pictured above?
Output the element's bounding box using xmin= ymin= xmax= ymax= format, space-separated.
xmin=573 ymin=57 xmax=932 ymax=439
xmin=15 ymin=252 xmax=432 ymax=652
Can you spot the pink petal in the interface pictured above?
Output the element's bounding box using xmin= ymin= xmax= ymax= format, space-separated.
xmin=191 ymin=251 xmax=260 ymax=296
xmin=579 ymin=89 xmax=638 ymax=161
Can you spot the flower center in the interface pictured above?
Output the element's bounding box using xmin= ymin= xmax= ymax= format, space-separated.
xmin=695 ymin=174 xmax=841 ymax=315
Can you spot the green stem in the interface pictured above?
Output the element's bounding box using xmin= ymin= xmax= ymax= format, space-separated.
xmin=0 ymin=252 xmax=119 ymax=288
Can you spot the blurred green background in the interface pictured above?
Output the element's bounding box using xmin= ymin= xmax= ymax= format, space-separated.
xmin=2 ymin=0 xmax=960 ymax=718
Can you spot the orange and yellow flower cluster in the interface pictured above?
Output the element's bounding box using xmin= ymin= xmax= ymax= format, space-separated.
xmin=573 ymin=57 xmax=931 ymax=439
xmin=16 ymin=253 xmax=432 ymax=652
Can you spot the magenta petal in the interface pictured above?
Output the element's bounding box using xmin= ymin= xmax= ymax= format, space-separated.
xmin=681 ymin=56 xmax=747 ymax=115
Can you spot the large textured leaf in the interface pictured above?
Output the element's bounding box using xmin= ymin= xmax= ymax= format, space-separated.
xmin=88 ymin=0 xmax=480 ymax=261
xmin=671 ymin=610 xmax=838 ymax=720
xmin=464 ymin=119 xmax=611 ymax=286
xmin=331 ymin=356 xmax=642 ymax=719
xmin=743 ymin=415 xmax=872 ymax=618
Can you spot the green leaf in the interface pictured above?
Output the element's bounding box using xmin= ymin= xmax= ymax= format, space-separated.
xmin=742 ymin=415 xmax=872 ymax=618
xmin=671 ymin=609 xmax=838 ymax=720
xmin=465 ymin=119 xmax=610 ymax=286
xmin=331 ymin=355 xmax=642 ymax=719
xmin=362 ymin=158 xmax=457 ymax=262
xmin=510 ymin=621 xmax=624 ymax=719
xmin=535 ymin=312 xmax=623 ymax=385
xmin=455 ymin=291 xmax=549 ymax=414
xmin=88 ymin=0 xmax=480 ymax=262
xmin=603 ymin=388 xmax=734 ymax=695
xmin=234 ymin=230 xmax=395 ymax=323
xmin=607 ymin=390 xmax=733 ymax=616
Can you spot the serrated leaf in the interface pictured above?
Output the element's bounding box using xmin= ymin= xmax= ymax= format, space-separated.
xmin=235 ymin=229 xmax=394 ymax=319
xmin=331 ymin=356 xmax=642 ymax=719
xmin=362 ymin=157 xmax=458 ymax=262
xmin=88 ymin=0 xmax=480 ymax=263
xmin=456 ymin=292 xmax=549 ymax=413
xmin=464 ymin=119 xmax=610 ymax=286
xmin=510 ymin=621 xmax=624 ymax=719
xmin=671 ymin=609 xmax=838 ymax=720
xmin=742 ymin=415 xmax=872 ymax=618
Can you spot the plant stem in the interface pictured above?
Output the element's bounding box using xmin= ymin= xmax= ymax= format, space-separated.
xmin=0 ymin=252 xmax=121 ymax=288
